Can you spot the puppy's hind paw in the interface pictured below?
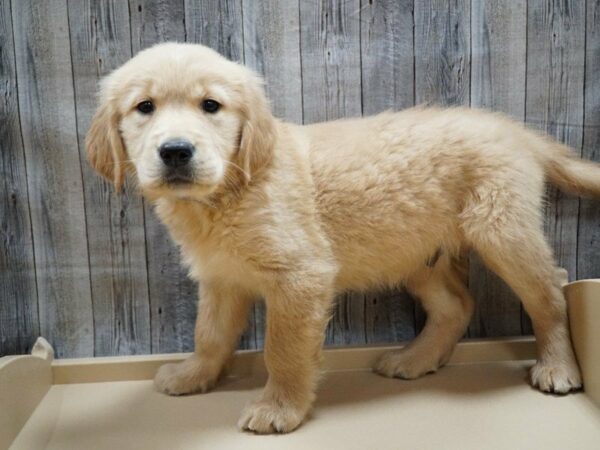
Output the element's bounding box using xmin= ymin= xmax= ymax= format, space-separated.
xmin=374 ymin=348 xmax=446 ymax=380
xmin=530 ymin=361 xmax=582 ymax=394
xmin=154 ymin=356 xmax=218 ymax=396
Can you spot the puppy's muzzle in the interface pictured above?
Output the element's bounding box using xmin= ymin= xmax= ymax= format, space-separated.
xmin=159 ymin=139 xmax=195 ymax=184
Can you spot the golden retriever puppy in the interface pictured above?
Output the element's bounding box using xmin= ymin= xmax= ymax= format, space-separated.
xmin=87 ymin=43 xmax=598 ymax=433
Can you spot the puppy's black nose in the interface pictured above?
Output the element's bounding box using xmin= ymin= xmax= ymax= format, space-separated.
xmin=159 ymin=140 xmax=194 ymax=168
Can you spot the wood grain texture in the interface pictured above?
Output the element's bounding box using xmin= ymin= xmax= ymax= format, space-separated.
xmin=414 ymin=0 xmax=471 ymax=106
xmin=525 ymin=0 xmax=586 ymax=333
xmin=68 ymin=0 xmax=151 ymax=356
xmin=300 ymin=0 xmax=365 ymax=345
xmin=360 ymin=0 xmax=414 ymax=114
xmin=468 ymin=0 xmax=526 ymax=337
xmin=130 ymin=0 xmax=196 ymax=353
xmin=0 ymin=0 xmax=39 ymax=356
xmin=360 ymin=0 xmax=418 ymax=343
xmin=129 ymin=0 xmax=186 ymax=50
xmin=365 ymin=289 xmax=417 ymax=343
xmin=3 ymin=1 xmax=600 ymax=357
xmin=300 ymin=0 xmax=362 ymax=123
xmin=577 ymin=0 xmax=600 ymax=280
xmin=11 ymin=0 xmax=94 ymax=357
xmin=243 ymin=0 xmax=302 ymax=124
xmin=242 ymin=0 xmax=303 ymax=348
xmin=184 ymin=0 xmax=243 ymax=61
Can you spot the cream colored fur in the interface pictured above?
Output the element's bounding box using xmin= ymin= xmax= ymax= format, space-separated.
xmin=86 ymin=43 xmax=599 ymax=434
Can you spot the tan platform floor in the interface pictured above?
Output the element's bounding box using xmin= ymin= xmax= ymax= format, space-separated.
xmin=10 ymin=360 xmax=600 ymax=450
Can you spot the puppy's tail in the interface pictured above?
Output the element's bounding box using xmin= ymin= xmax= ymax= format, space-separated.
xmin=544 ymin=141 xmax=600 ymax=197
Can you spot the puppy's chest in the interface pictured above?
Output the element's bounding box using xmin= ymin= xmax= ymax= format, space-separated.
xmin=156 ymin=201 xmax=261 ymax=285
xmin=177 ymin=222 xmax=253 ymax=283
xmin=190 ymin=243 xmax=249 ymax=283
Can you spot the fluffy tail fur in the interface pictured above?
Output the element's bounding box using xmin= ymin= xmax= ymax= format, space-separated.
xmin=544 ymin=142 xmax=600 ymax=197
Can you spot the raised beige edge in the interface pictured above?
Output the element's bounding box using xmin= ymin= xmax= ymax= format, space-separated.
xmin=565 ymin=279 xmax=600 ymax=407
xmin=50 ymin=336 xmax=537 ymax=385
xmin=0 ymin=351 xmax=52 ymax=450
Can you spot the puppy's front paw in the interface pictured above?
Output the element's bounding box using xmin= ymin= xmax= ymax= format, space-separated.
xmin=530 ymin=361 xmax=582 ymax=394
xmin=154 ymin=356 xmax=218 ymax=396
xmin=238 ymin=399 xmax=307 ymax=434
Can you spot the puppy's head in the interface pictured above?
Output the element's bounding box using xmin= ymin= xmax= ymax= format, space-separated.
xmin=86 ymin=43 xmax=275 ymax=199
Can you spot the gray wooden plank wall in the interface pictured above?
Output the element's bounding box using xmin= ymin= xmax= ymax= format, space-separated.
xmin=1 ymin=0 xmax=599 ymax=358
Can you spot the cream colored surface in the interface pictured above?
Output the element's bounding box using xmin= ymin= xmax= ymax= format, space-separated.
xmin=9 ymin=362 xmax=600 ymax=450
xmin=2 ymin=280 xmax=599 ymax=449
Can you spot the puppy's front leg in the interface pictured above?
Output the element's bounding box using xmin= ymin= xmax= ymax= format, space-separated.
xmin=238 ymin=279 xmax=332 ymax=434
xmin=154 ymin=281 xmax=253 ymax=395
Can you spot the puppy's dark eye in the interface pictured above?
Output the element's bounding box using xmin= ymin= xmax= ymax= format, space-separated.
xmin=136 ymin=100 xmax=154 ymax=115
xmin=202 ymin=99 xmax=220 ymax=113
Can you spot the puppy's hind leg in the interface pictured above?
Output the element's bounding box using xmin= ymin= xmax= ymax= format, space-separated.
xmin=462 ymin=188 xmax=582 ymax=393
xmin=375 ymin=252 xmax=474 ymax=379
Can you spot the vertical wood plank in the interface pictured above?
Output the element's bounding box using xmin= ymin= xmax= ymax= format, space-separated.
xmin=578 ymin=0 xmax=600 ymax=280
xmin=243 ymin=0 xmax=303 ymax=348
xmin=525 ymin=0 xmax=585 ymax=333
xmin=360 ymin=0 xmax=414 ymax=114
xmin=300 ymin=0 xmax=364 ymax=345
xmin=129 ymin=0 xmax=195 ymax=353
xmin=413 ymin=0 xmax=470 ymax=333
xmin=243 ymin=0 xmax=302 ymax=124
xmin=300 ymin=0 xmax=362 ymax=122
xmin=469 ymin=0 xmax=527 ymax=337
xmin=360 ymin=0 xmax=418 ymax=343
xmin=0 ymin=0 xmax=39 ymax=356
xmin=68 ymin=0 xmax=151 ymax=356
xmin=414 ymin=0 xmax=471 ymax=106
xmin=12 ymin=0 xmax=94 ymax=357
xmin=184 ymin=0 xmax=256 ymax=348
xmin=185 ymin=0 xmax=243 ymax=61
xmin=130 ymin=0 xmax=186 ymax=50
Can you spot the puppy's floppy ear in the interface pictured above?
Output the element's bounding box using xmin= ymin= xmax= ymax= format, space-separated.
xmin=86 ymin=91 xmax=127 ymax=190
xmin=237 ymin=74 xmax=276 ymax=183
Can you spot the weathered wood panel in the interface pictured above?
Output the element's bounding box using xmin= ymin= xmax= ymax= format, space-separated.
xmin=185 ymin=0 xmax=243 ymax=61
xmin=11 ymin=0 xmax=94 ymax=357
xmin=242 ymin=0 xmax=303 ymax=348
xmin=525 ymin=0 xmax=586 ymax=333
xmin=243 ymin=0 xmax=302 ymax=124
xmin=578 ymin=0 xmax=600 ymax=280
xmin=300 ymin=0 xmax=362 ymax=122
xmin=3 ymin=0 xmax=600 ymax=358
xmin=0 ymin=0 xmax=39 ymax=356
xmin=360 ymin=0 xmax=418 ymax=343
xmin=469 ymin=0 xmax=526 ymax=337
xmin=68 ymin=0 xmax=151 ymax=356
xmin=300 ymin=0 xmax=366 ymax=345
xmin=414 ymin=0 xmax=471 ymax=106
xmin=130 ymin=0 xmax=186 ymax=50
xmin=360 ymin=0 xmax=414 ymax=114
xmin=130 ymin=0 xmax=196 ymax=353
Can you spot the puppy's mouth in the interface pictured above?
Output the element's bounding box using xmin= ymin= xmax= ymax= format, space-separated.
xmin=162 ymin=168 xmax=195 ymax=186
